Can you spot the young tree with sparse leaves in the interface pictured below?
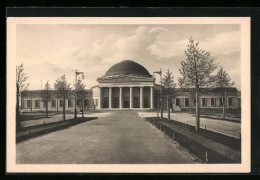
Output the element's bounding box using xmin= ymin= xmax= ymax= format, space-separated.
xmin=178 ymin=37 xmax=217 ymax=131
xmin=75 ymin=79 xmax=87 ymax=118
xmin=54 ymin=75 xmax=72 ymax=121
xmin=40 ymin=81 xmax=52 ymax=118
xmin=16 ymin=63 xmax=29 ymax=129
xmin=213 ymin=66 xmax=235 ymax=118
xmin=162 ymin=69 xmax=176 ymax=121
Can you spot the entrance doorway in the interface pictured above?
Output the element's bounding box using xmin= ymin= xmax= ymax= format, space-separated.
xmin=123 ymin=87 xmax=130 ymax=108
xmin=133 ymin=87 xmax=140 ymax=108
xmin=112 ymin=87 xmax=119 ymax=108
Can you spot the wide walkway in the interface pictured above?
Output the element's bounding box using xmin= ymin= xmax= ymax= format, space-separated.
xmin=17 ymin=111 xmax=196 ymax=164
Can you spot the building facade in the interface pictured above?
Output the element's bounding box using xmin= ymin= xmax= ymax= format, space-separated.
xmin=20 ymin=60 xmax=241 ymax=111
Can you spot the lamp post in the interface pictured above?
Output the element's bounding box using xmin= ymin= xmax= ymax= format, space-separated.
xmin=154 ymin=69 xmax=163 ymax=120
xmin=74 ymin=69 xmax=84 ymax=119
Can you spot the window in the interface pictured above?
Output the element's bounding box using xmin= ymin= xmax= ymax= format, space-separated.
xmin=202 ymin=98 xmax=207 ymax=107
xmin=43 ymin=100 xmax=48 ymax=108
xmin=68 ymin=99 xmax=72 ymax=108
xmin=194 ymin=98 xmax=196 ymax=106
xmin=60 ymin=100 xmax=63 ymax=107
xmin=185 ymin=98 xmax=189 ymax=107
xmin=220 ymin=98 xmax=223 ymax=106
xmin=176 ymin=98 xmax=180 ymax=106
xmin=228 ymin=98 xmax=233 ymax=106
xmin=35 ymin=100 xmax=40 ymax=108
xmin=51 ymin=100 xmax=56 ymax=108
xmin=211 ymin=98 xmax=215 ymax=106
xmin=27 ymin=100 xmax=32 ymax=109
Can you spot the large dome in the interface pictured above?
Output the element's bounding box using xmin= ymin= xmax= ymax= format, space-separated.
xmin=105 ymin=60 xmax=152 ymax=77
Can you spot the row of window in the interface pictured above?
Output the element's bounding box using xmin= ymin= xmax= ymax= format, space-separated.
xmin=175 ymin=97 xmax=233 ymax=107
xmin=26 ymin=100 xmax=74 ymax=109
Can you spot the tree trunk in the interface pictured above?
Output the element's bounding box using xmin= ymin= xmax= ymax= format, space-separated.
xmin=16 ymin=84 xmax=20 ymax=129
xmin=31 ymin=94 xmax=32 ymax=112
xmin=46 ymin=100 xmax=48 ymax=118
xmin=63 ymin=97 xmax=65 ymax=121
xmin=167 ymin=96 xmax=170 ymax=121
xmin=195 ymin=85 xmax=200 ymax=131
xmin=82 ymin=99 xmax=84 ymax=118
xmin=157 ymin=97 xmax=159 ymax=118
xmin=222 ymin=91 xmax=226 ymax=119
xmin=56 ymin=98 xmax=58 ymax=112
xmin=160 ymin=97 xmax=163 ymax=119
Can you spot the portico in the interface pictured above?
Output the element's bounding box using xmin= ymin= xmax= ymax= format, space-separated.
xmin=96 ymin=60 xmax=155 ymax=110
xmin=99 ymin=86 xmax=154 ymax=109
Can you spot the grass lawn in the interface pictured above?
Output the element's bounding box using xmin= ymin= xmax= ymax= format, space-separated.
xmin=19 ymin=110 xmax=84 ymax=121
xmin=146 ymin=117 xmax=241 ymax=163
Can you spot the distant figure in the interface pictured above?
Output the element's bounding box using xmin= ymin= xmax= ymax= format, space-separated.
xmin=93 ymin=104 xmax=96 ymax=110
xmin=170 ymin=102 xmax=174 ymax=112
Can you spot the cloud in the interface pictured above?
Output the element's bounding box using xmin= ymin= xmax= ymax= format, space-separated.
xmin=89 ymin=26 xmax=167 ymax=64
xmin=146 ymin=30 xmax=241 ymax=60
xmin=148 ymin=39 xmax=187 ymax=58
xmin=16 ymin=25 xmax=241 ymax=90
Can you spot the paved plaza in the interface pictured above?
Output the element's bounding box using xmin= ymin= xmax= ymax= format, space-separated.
xmin=17 ymin=111 xmax=196 ymax=164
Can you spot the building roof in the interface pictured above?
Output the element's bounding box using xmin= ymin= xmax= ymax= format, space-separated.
xmin=104 ymin=60 xmax=152 ymax=78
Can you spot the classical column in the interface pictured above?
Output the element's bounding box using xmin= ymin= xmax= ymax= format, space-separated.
xmin=140 ymin=87 xmax=143 ymax=109
xmin=99 ymin=87 xmax=102 ymax=109
xmin=130 ymin=87 xmax=133 ymax=108
xmin=109 ymin=87 xmax=112 ymax=109
xmin=119 ymin=87 xmax=123 ymax=109
xmin=150 ymin=86 xmax=154 ymax=109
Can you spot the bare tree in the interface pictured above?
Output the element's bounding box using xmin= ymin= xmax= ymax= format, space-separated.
xmin=178 ymin=37 xmax=217 ymax=131
xmin=213 ymin=66 xmax=235 ymax=118
xmin=40 ymin=81 xmax=52 ymax=118
xmin=16 ymin=63 xmax=29 ymax=129
xmin=54 ymin=75 xmax=72 ymax=121
xmin=75 ymin=79 xmax=87 ymax=118
xmin=162 ymin=69 xmax=176 ymax=121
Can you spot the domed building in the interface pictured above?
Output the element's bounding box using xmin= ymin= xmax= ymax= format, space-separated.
xmin=92 ymin=60 xmax=155 ymax=109
xmin=20 ymin=60 xmax=241 ymax=112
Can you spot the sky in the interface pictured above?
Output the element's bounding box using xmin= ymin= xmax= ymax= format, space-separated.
xmin=16 ymin=24 xmax=241 ymax=90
